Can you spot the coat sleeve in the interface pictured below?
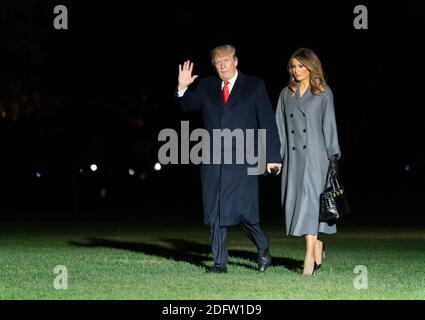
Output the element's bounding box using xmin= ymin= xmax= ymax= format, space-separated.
xmin=175 ymin=85 xmax=202 ymax=112
xmin=256 ymin=80 xmax=282 ymax=163
xmin=275 ymin=90 xmax=286 ymax=161
xmin=322 ymin=88 xmax=341 ymax=159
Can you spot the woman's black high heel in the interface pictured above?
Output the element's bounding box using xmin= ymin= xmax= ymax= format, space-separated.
xmin=313 ymin=260 xmax=320 ymax=273
xmin=315 ymin=241 xmax=325 ymax=271
xmin=312 ymin=261 xmax=318 ymax=275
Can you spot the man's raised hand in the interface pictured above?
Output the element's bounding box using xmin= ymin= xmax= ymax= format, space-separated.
xmin=178 ymin=60 xmax=199 ymax=91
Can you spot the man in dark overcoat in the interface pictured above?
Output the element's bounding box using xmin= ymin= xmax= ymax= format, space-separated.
xmin=176 ymin=45 xmax=282 ymax=273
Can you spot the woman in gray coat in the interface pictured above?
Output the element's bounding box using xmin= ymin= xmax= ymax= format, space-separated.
xmin=275 ymin=48 xmax=341 ymax=275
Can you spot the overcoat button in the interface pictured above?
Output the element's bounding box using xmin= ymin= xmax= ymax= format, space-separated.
xmin=291 ymin=130 xmax=294 ymax=134
xmin=292 ymin=147 xmax=296 ymax=150
xmin=303 ymin=145 xmax=306 ymax=149
xmin=290 ymin=113 xmax=293 ymax=117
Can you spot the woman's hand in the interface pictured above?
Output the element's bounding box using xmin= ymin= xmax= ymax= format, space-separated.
xmin=328 ymin=155 xmax=339 ymax=177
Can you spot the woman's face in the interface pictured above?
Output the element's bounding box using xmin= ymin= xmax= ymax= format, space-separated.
xmin=290 ymin=58 xmax=310 ymax=82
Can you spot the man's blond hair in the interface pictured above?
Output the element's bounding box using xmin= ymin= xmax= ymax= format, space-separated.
xmin=210 ymin=45 xmax=237 ymax=65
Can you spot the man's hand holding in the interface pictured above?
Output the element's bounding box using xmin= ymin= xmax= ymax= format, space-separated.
xmin=266 ymin=163 xmax=282 ymax=176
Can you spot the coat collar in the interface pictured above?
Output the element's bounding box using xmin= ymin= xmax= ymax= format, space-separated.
xmin=211 ymin=71 xmax=245 ymax=111
xmin=224 ymin=71 xmax=244 ymax=110
xmin=294 ymin=82 xmax=310 ymax=115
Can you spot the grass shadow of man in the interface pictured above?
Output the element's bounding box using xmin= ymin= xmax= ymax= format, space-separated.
xmin=70 ymin=237 xmax=303 ymax=272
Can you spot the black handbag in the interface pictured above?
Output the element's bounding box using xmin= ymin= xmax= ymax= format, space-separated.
xmin=320 ymin=174 xmax=350 ymax=222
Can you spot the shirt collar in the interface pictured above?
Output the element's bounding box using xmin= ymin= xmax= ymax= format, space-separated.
xmin=224 ymin=69 xmax=238 ymax=85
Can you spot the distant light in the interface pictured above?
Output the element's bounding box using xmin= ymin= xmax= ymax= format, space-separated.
xmin=79 ymin=168 xmax=84 ymax=174
xmin=90 ymin=164 xmax=98 ymax=172
xmin=139 ymin=173 xmax=147 ymax=180
xmin=100 ymin=188 xmax=107 ymax=198
xmin=128 ymin=168 xmax=135 ymax=176
xmin=35 ymin=171 xmax=42 ymax=178
xmin=154 ymin=162 xmax=161 ymax=171
xmin=404 ymin=164 xmax=411 ymax=172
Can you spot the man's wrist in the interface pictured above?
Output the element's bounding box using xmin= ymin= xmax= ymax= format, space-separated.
xmin=177 ymin=86 xmax=188 ymax=97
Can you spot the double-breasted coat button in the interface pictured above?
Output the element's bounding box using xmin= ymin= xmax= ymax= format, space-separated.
xmin=303 ymin=129 xmax=306 ymax=133
xmin=290 ymin=113 xmax=293 ymax=117
xmin=292 ymin=147 xmax=296 ymax=150
xmin=303 ymin=145 xmax=306 ymax=149
xmin=291 ymin=130 xmax=295 ymax=134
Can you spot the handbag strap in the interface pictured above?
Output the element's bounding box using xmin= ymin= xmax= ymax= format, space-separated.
xmin=332 ymin=176 xmax=340 ymax=189
xmin=326 ymin=173 xmax=340 ymax=191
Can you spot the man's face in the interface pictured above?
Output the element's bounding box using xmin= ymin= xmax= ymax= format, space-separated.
xmin=213 ymin=53 xmax=238 ymax=81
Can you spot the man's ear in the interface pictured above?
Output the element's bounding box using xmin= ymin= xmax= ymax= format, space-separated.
xmin=234 ymin=58 xmax=238 ymax=67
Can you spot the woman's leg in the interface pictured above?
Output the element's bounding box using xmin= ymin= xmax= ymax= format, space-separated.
xmin=303 ymin=234 xmax=317 ymax=275
xmin=314 ymin=239 xmax=324 ymax=265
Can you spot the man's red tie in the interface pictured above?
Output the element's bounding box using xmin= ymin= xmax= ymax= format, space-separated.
xmin=222 ymin=80 xmax=229 ymax=104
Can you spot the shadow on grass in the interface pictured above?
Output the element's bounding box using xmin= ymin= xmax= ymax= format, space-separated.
xmin=70 ymin=238 xmax=303 ymax=273
xmin=163 ymin=238 xmax=303 ymax=272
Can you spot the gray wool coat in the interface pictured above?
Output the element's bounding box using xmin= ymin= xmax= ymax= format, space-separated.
xmin=275 ymin=84 xmax=341 ymax=236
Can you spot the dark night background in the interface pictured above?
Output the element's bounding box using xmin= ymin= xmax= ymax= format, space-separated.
xmin=0 ymin=0 xmax=424 ymax=225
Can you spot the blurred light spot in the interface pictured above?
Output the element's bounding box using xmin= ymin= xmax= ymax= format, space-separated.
xmin=139 ymin=173 xmax=147 ymax=180
xmin=154 ymin=162 xmax=161 ymax=171
xmin=404 ymin=164 xmax=411 ymax=172
xmin=128 ymin=168 xmax=135 ymax=176
xmin=35 ymin=171 xmax=42 ymax=178
xmin=100 ymin=188 xmax=107 ymax=198
xmin=90 ymin=164 xmax=98 ymax=172
xmin=79 ymin=168 xmax=84 ymax=174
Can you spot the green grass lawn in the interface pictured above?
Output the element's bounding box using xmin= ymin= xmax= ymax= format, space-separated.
xmin=0 ymin=215 xmax=424 ymax=299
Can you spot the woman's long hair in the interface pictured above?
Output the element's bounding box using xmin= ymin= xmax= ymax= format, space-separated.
xmin=288 ymin=48 xmax=327 ymax=95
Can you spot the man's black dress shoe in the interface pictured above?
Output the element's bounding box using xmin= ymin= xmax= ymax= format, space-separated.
xmin=206 ymin=264 xmax=227 ymax=273
xmin=257 ymin=248 xmax=272 ymax=272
